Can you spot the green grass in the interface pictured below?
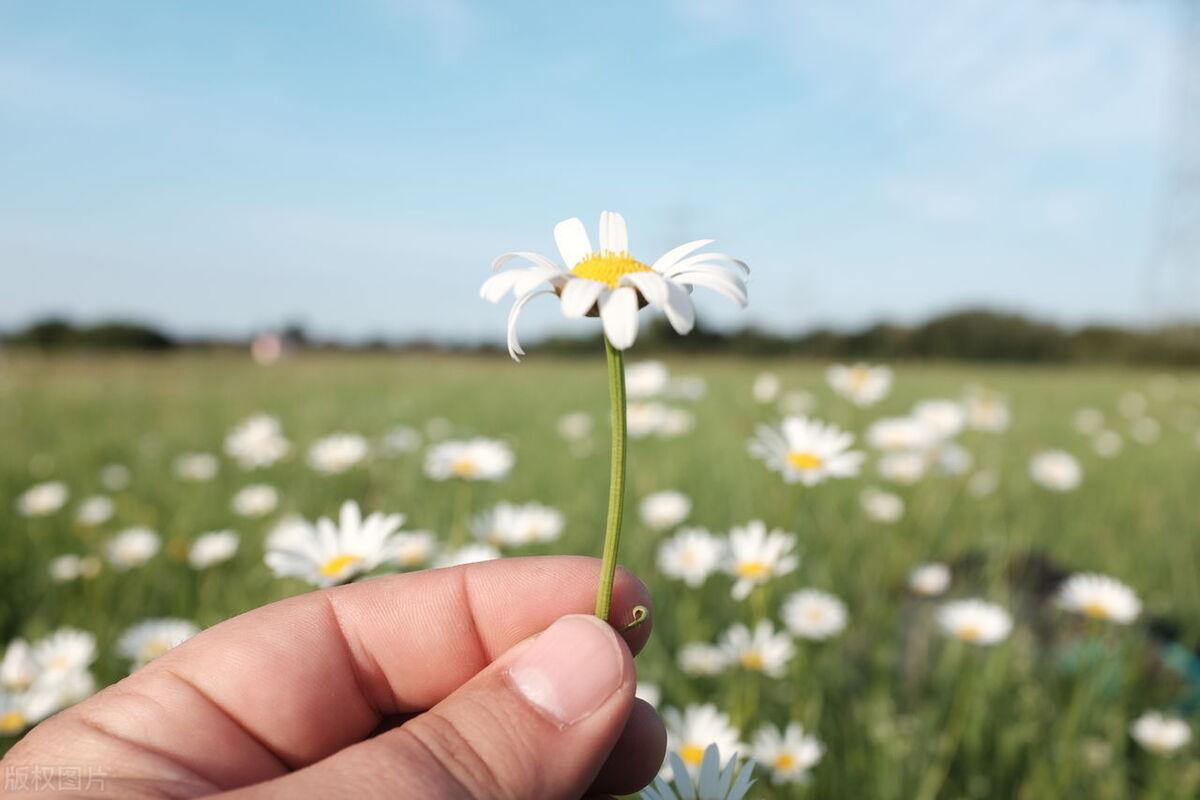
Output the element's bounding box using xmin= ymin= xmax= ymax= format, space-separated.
xmin=2 ymin=352 xmax=1199 ymax=798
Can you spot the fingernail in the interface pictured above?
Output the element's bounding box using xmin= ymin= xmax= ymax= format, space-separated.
xmin=508 ymin=614 xmax=625 ymax=726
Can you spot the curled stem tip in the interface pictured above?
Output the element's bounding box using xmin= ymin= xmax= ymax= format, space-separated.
xmin=618 ymin=604 xmax=650 ymax=634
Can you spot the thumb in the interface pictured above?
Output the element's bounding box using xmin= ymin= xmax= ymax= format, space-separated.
xmin=225 ymin=614 xmax=640 ymax=800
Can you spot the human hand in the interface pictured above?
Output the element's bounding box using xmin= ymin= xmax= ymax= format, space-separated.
xmin=3 ymin=556 xmax=665 ymax=799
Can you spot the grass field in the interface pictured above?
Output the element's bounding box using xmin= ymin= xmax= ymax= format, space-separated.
xmin=2 ymin=352 xmax=1199 ymax=798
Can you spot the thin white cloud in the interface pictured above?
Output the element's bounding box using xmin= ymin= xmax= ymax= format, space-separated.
xmin=375 ymin=0 xmax=485 ymax=60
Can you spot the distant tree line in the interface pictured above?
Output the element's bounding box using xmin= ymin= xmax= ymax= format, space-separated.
xmin=4 ymin=309 xmax=1200 ymax=366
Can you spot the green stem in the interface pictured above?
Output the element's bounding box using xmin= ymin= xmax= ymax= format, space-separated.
xmin=594 ymin=337 xmax=627 ymax=621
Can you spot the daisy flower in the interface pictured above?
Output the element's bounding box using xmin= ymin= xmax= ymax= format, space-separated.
xmin=724 ymin=521 xmax=798 ymax=600
xmin=826 ymin=363 xmax=892 ymax=407
xmin=1093 ymin=430 xmax=1123 ymax=458
xmin=626 ymin=360 xmax=671 ymax=399
xmin=172 ymin=452 xmax=219 ymax=482
xmin=677 ymin=643 xmax=730 ymax=677
xmin=104 ymin=527 xmax=161 ymax=570
xmin=964 ymin=388 xmax=1011 ymax=433
xmin=866 ymin=416 xmax=935 ymax=452
xmin=389 ymin=531 xmax=438 ymax=569
xmin=224 ymin=414 xmax=291 ymax=468
xmin=1056 ymin=573 xmax=1141 ymax=624
xmin=117 ymin=619 xmax=199 ymax=671
xmin=662 ymin=704 xmax=744 ymax=780
xmin=752 ymin=372 xmax=781 ymax=404
xmin=0 ymin=641 xmax=36 ymax=692
xmin=966 ymin=469 xmax=998 ymax=498
xmin=47 ymin=555 xmax=101 ymax=583
xmin=782 ymin=589 xmax=848 ymax=640
xmin=264 ymin=501 xmax=405 ymax=587
xmin=434 ymin=543 xmax=501 ymax=568
xmin=860 ymin=487 xmax=904 ymax=523
xmin=636 ymin=682 xmax=662 ymax=708
xmin=75 ymin=495 xmax=114 ymax=527
xmin=747 ymin=417 xmax=865 ymax=486
xmin=424 ymin=438 xmax=514 ymax=482
xmin=481 ymin=211 xmax=748 ymax=359
xmin=913 ymin=400 xmax=966 ymax=441
xmin=381 ymin=425 xmax=422 ymax=455
xmin=877 ymin=451 xmax=928 ymax=485
xmin=1029 ymin=450 xmax=1082 ymax=492
xmin=658 ymin=527 xmax=725 ymax=588
xmin=231 ymin=484 xmax=279 ymax=518
xmin=32 ymin=628 xmax=96 ymax=682
xmin=643 ymin=743 xmax=756 ymax=800
xmin=556 ymin=412 xmax=593 ymax=442
xmin=307 ymin=433 xmax=370 ymax=474
xmin=16 ymin=481 xmax=68 ymax=517
xmin=752 ymin=722 xmax=824 ymax=784
xmin=908 ymin=562 xmax=951 ymax=597
xmin=1130 ymin=711 xmax=1192 ymax=754
xmin=718 ymin=621 xmax=794 ymax=678
xmin=640 ymin=490 xmax=692 ymax=531
xmin=0 ymin=684 xmax=62 ymax=736
xmin=472 ymin=501 xmax=564 ymax=548
xmin=937 ymin=599 xmax=1013 ymax=646
xmin=99 ymin=463 xmax=132 ymax=491
xmin=188 ymin=530 xmax=240 ymax=569
xmin=1073 ymin=407 xmax=1106 ymax=435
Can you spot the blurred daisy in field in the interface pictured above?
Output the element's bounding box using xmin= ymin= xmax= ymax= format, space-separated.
xmin=424 ymin=438 xmax=514 ymax=482
xmin=877 ymin=451 xmax=928 ymax=486
xmin=104 ymin=527 xmax=161 ymax=570
xmin=1131 ymin=417 xmax=1161 ymax=445
xmin=641 ymin=490 xmax=692 ymax=530
xmin=932 ymin=442 xmax=973 ymax=477
xmin=643 ymin=743 xmax=756 ymax=800
xmin=964 ymin=387 xmax=1011 ymax=433
xmin=188 ymin=530 xmax=240 ymax=569
xmin=626 ymin=360 xmax=671 ymax=399
xmin=1119 ymin=391 xmax=1148 ymax=419
xmin=0 ymin=641 xmax=36 ymax=691
xmin=224 ymin=414 xmax=290 ymax=469
xmin=75 ymin=495 xmax=114 ymax=527
xmin=725 ymin=521 xmax=798 ymax=600
xmin=265 ymin=501 xmax=405 ymax=587
xmin=719 ymin=621 xmax=794 ymax=678
xmin=752 ymin=372 xmax=781 ymax=404
xmin=628 ymin=403 xmax=695 ymax=439
xmin=1056 ymin=573 xmax=1141 ymax=624
xmin=482 ymin=211 xmax=748 ymax=359
xmin=909 ymin=563 xmax=951 ymax=596
xmin=17 ymin=481 xmax=68 ymax=517
xmin=777 ymin=389 xmax=817 ymax=417
xmin=173 ymin=452 xmax=219 ymax=482
xmin=1029 ymin=450 xmax=1082 ymax=492
xmin=658 ymin=528 xmax=724 ymax=587
xmin=1073 ymin=407 xmax=1106 ymax=435
xmin=0 ymin=684 xmax=61 ymax=735
xmin=556 ymin=411 xmax=593 ymax=442
xmin=100 ymin=463 xmax=132 ymax=491
xmin=33 ymin=629 xmax=96 ymax=682
xmin=472 ymin=502 xmax=564 ymax=548
xmin=866 ymin=416 xmax=934 ymax=452
xmin=748 ymin=416 xmax=865 ymax=486
xmin=117 ymin=619 xmax=199 ymax=671
xmin=48 ymin=554 xmax=101 ymax=583
xmin=308 ymin=433 xmax=370 ymax=474
xmin=1093 ymin=430 xmax=1123 ymax=458
xmin=860 ymin=487 xmax=904 ymax=523
xmin=913 ymin=400 xmax=965 ymax=441
xmin=1130 ymin=711 xmax=1192 ymax=755
xmin=967 ymin=469 xmax=999 ymax=498
xmin=636 ymin=681 xmax=661 ymax=708
xmin=678 ymin=643 xmax=730 ymax=676
xmin=388 ymin=531 xmax=438 ymax=569
xmin=670 ymin=375 xmax=707 ymax=401
xmin=232 ymin=484 xmax=279 ymax=518
xmin=782 ymin=590 xmax=848 ymax=640
xmin=662 ymin=704 xmax=744 ymax=780
xmin=659 ymin=407 xmax=696 ymax=437
xmin=435 ymin=543 xmax=501 ymax=568
xmin=827 ymin=363 xmax=892 ymax=407
xmin=381 ymin=425 xmax=422 ymax=455
xmin=752 ymin=722 xmax=823 ymax=784
xmin=937 ymin=599 xmax=1012 ymax=645
xmin=265 ymin=515 xmax=310 ymax=549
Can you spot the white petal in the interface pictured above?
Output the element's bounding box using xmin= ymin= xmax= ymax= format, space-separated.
xmin=599 ymin=286 xmax=639 ymax=350
xmin=553 ymin=217 xmax=593 ymax=268
xmin=560 ymin=278 xmax=607 ymax=317
xmin=512 ymin=265 xmax=564 ymax=297
xmin=663 ymin=251 xmax=750 ymax=276
xmin=650 ymin=239 xmax=714 ymax=273
xmin=479 ymin=271 xmax=521 ymax=303
xmin=491 ymin=250 xmax=560 ymax=272
xmin=506 ymin=290 xmax=554 ymax=361
xmin=620 ymin=271 xmax=669 ymax=308
xmin=672 ymin=270 xmax=748 ymax=307
xmin=663 ymin=279 xmax=696 ymax=334
xmin=599 ymin=210 xmax=628 ymax=253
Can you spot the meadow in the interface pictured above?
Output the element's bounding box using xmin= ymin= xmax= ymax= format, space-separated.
xmin=2 ymin=351 xmax=1199 ymax=799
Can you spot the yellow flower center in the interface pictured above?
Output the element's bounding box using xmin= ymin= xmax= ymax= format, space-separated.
xmin=570 ymin=252 xmax=652 ymax=288
xmin=957 ymin=625 xmax=983 ymax=642
xmin=850 ymin=368 xmax=869 ymax=389
xmin=0 ymin=711 xmax=26 ymax=733
xmin=736 ymin=560 xmax=769 ymax=579
xmin=774 ymin=753 xmax=797 ymax=771
xmin=141 ymin=640 xmax=172 ymax=662
xmin=679 ymin=743 xmax=706 ymax=766
xmin=451 ymin=457 xmax=478 ymax=478
xmin=320 ymin=553 xmax=363 ymax=578
xmin=1082 ymin=601 xmax=1111 ymax=620
xmin=787 ymin=451 xmax=823 ymax=470
xmin=740 ymin=651 xmax=765 ymax=670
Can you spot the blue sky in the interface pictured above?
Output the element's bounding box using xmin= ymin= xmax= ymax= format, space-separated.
xmin=0 ymin=0 xmax=1181 ymax=343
